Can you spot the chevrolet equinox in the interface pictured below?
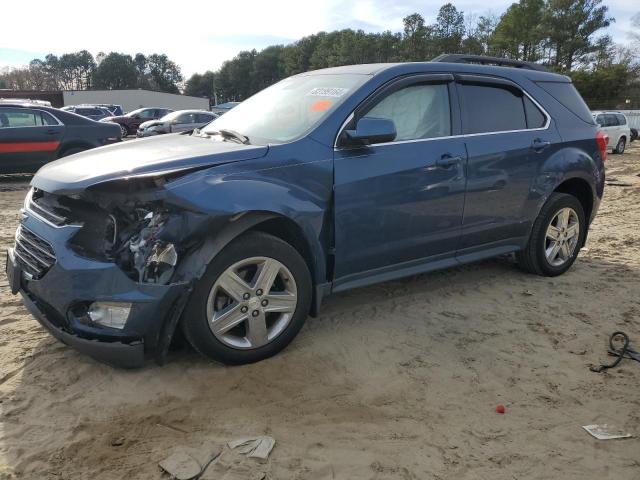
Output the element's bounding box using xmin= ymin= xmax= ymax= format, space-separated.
xmin=6 ymin=55 xmax=606 ymax=368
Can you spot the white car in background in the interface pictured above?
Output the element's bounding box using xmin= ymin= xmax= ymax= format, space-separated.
xmin=592 ymin=111 xmax=631 ymax=154
xmin=137 ymin=110 xmax=218 ymax=137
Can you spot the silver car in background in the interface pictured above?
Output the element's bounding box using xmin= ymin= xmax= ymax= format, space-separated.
xmin=137 ymin=110 xmax=218 ymax=137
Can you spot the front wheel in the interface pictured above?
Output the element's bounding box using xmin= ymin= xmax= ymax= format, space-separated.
xmin=181 ymin=231 xmax=312 ymax=365
xmin=516 ymin=193 xmax=586 ymax=276
xmin=613 ymin=137 xmax=626 ymax=154
xmin=119 ymin=124 xmax=128 ymax=138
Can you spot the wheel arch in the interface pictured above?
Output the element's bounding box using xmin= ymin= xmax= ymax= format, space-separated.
xmin=57 ymin=140 xmax=95 ymax=158
xmin=553 ymin=177 xmax=594 ymax=224
xmin=174 ymin=210 xmax=328 ymax=317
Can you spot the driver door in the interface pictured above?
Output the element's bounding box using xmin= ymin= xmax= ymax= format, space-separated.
xmin=333 ymin=75 xmax=467 ymax=289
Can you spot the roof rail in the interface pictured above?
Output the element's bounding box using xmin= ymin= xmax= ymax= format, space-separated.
xmin=432 ymin=54 xmax=549 ymax=72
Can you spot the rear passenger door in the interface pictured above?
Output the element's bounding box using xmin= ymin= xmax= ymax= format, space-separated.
xmin=0 ymin=108 xmax=64 ymax=173
xmin=456 ymin=75 xmax=561 ymax=256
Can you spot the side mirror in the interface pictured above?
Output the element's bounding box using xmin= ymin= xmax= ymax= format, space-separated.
xmin=345 ymin=117 xmax=396 ymax=145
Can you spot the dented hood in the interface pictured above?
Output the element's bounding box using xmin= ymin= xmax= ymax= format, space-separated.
xmin=32 ymin=134 xmax=269 ymax=195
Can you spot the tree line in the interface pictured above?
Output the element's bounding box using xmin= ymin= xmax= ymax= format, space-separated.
xmin=0 ymin=51 xmax=183 ymax=93
xmin=1 ymin=0 xmax=638 ymax=109
xmin=184 ymin=0 xmax=639 ymax=109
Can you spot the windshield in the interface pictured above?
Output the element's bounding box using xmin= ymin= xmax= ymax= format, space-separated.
xmin=202 ymin=73 xmax=368 ymax=144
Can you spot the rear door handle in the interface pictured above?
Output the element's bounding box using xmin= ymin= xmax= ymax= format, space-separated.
xmin=436 ymin=155 xmax=462 ymax=168
xmin=531 ymin=138 xmax=551 ymax=152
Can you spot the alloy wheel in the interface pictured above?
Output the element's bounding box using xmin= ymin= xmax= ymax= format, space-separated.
xmin=120 ymin=124 xmax=128 ymax=137
xmin=544 ymin=207 xmax=580 ymax=267
xmin=206 ymin=256 xmax=298 ymax=349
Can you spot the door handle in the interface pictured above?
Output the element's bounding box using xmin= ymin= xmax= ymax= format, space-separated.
xmin=436 ymin=155 xmax=462 ymax=168
xmin=531 ymin=138 xmax=551 ymax=152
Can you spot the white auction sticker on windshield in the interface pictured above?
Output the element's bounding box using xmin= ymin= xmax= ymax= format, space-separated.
xmin=308 ymin=87 xmax=349 ymax=97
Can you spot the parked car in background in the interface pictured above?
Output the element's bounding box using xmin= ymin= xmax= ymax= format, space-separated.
xmin=137 ymin=110 xmax=218 ymax=137
xmin=5 ymin=55 xmax=605 ymax=368
xmin=61 ymin=105 xmax=113 ymax=121
xmin=592 ymin=111 xmax=631 ymax=154
xmin=100 ymin=107 xmax=173 ymax=137
xmin=0 ymin=102 xmax=121 ymax=173
xmin=95 ymin=104 xmax=124 ymax=116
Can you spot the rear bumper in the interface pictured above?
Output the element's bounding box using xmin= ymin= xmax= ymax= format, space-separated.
xmin=20 ymin=289 xmax=145 ymax=368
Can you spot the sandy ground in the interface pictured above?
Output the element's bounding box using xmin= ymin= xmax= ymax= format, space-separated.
xmin=0 ymin=147 xmax=639 ymax=480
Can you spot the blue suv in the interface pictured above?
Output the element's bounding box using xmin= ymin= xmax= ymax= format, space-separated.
xmin=6 ymin=55 xmax=606 ymax=368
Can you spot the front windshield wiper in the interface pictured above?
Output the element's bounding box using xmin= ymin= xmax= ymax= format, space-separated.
xmin=215 ymin=128 xmax=250 ymax=145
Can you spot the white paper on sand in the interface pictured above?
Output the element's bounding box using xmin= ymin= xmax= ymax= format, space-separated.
xmin=582 ymin=424 xmax=632 ymax=440
xmin=228 ymin=436 xmax=276 ymax=459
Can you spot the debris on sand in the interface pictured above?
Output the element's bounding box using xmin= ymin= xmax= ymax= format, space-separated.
xmin=159 ymin=446 xmax=221 ymax=480
xmin=228 ymin=436 xmax=276 ymax=460
xmin=582 ymin=424 xmax=632 ymax=440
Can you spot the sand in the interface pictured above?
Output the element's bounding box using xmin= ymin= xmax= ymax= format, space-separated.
xmin=0 ymin=147 xmax=638 ymax=479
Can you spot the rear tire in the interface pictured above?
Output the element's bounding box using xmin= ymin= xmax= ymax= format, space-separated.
xmin=613 ymin=137 xmax=626 ymax=154
xmin=516 ymin=193 xmax=586 ymax=276
xmin=120 ymin=124 xmax=128 ymax=137
xmin=181 ymin=231 xmax=312 ymax=365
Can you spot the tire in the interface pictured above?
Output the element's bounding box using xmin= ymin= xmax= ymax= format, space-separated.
xmin=181 ymin=231 xmax=312 ymax=365
xmin=119 ymin=124 xmax=128 ymax=138
xmin=59 ymin=147 xmax=87 ymax=158
xmin=516 ymin=192 xmax=586 ymax=277
xmin=613 ymin=137 xmax=625 ymax=154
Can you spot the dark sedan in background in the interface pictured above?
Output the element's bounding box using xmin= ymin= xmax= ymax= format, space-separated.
xmin=137 ymin=110 xmax=218 ymax=137
xmin=100 ymin=107 xmax=173 ymax=137
xmin=60 ymin=105 xmax=113 ymax=121
xmin=0 ymin=102 xmax=121 ymax=173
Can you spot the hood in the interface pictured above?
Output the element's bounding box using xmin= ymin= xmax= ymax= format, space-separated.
xmin=140 ymin=120 xmax=163 ymax=129
xmin=32 ymin=134 xmax=269 ymax=195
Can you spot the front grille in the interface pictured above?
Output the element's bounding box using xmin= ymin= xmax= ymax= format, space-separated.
xmin=14 ymin=225 xmax=56 ymax=279
xmin=27 ymin=189 xmax=69 ymax=226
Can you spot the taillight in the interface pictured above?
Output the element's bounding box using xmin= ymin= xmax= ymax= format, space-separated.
xmin=596 ymin=131 xmax=608 ymax=162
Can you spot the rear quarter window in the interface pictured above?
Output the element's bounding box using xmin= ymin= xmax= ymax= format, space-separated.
xmin=536 ymin=81 xmax=594 ymax=124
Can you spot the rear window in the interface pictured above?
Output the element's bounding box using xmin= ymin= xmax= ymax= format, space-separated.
xmin=460 ymin=84 xmax=526 ymax=134
xmin=536 ymin=81 xmax=594 ymax=124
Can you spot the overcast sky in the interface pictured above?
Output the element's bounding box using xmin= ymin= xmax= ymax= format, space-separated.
xmin=1 ymin=0 xmax=637 ymax=78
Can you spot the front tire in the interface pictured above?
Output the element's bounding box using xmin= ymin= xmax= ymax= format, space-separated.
xmin=516 ymin=193 xmax=586 ymax=276
xmin=613 ymin=137 xmax=626 ymax=154
xmin=181 ymin=231 xmax=312 ymax=365
xmin=119 ymin=124 xmax=128 ymax=138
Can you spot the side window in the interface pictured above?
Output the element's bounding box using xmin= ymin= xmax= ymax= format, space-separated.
xmin=176 ymin=113 xmax=194 ymax=123
xmin=460 ymin=83 xmax=526 ymax=134
xmin=595 ymin=115 xmax=605 ymax=127
xmin=40 ymin=111 xmax=59 ymax=126
xmin=0 ymin=108 xmax=38 ymax=128
xmin=616 ymin=114 xmax=627 ymax=126
xmin=364 ymin=83 xmax=451 ymax=142
xmin=139 ymin=109 xmax=155 ymax=119
xmin=605 ymin=114 xmax=619 ymax=127
xmin=198 ymin=113 xmax=214 ymax=123
xmin=524 ymin=96 xmax=546 ymax=129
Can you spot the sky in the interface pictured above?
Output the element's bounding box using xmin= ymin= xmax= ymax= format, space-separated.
xmin=0 ymin=0 xmax=638 ymax=78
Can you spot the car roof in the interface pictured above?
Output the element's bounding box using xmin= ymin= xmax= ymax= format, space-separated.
xmin=592 ymin=111 xmax=626 ymax=115
xmin=301 ymin=61 xmax=568 ymax=82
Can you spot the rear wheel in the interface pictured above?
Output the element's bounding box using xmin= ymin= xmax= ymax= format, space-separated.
xmin=516 ymin=193 xmax=586 ymax=276
xmin=613 ymin=137 xmax=626 ymax=154
xmin=120 ymin=124 xmax=128 ymax=137
xmin=181 ymin=231 xmax=312 ymax=364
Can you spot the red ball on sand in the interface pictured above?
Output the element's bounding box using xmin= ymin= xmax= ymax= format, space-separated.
xmin=496 ymin=404 xmax=506 ymax=414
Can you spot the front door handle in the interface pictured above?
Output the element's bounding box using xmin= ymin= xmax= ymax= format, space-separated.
xmin=531 ymin=138 xmax=551 ymax=152
xmin=436 ymin=154 xmax=462 ymax=168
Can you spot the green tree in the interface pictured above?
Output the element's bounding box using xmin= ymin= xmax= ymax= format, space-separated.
xmin=402 ymin=13 xmax=430 ymax=60
xmin=544 ymin=0 xmax=613 ymax=70
xmin=492 ymin=0 xmax=544 ymax=61
xmin=92 ymin=52 xmax=138 ymax=89
xmin=433 ymin=3 xmax=466 ymax=55
xmin=145 ymin=54 xmax=183 ymax=93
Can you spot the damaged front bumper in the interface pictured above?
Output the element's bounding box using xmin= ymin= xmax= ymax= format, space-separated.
xmin=6 ymin=212 xmax=190 ymax=368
